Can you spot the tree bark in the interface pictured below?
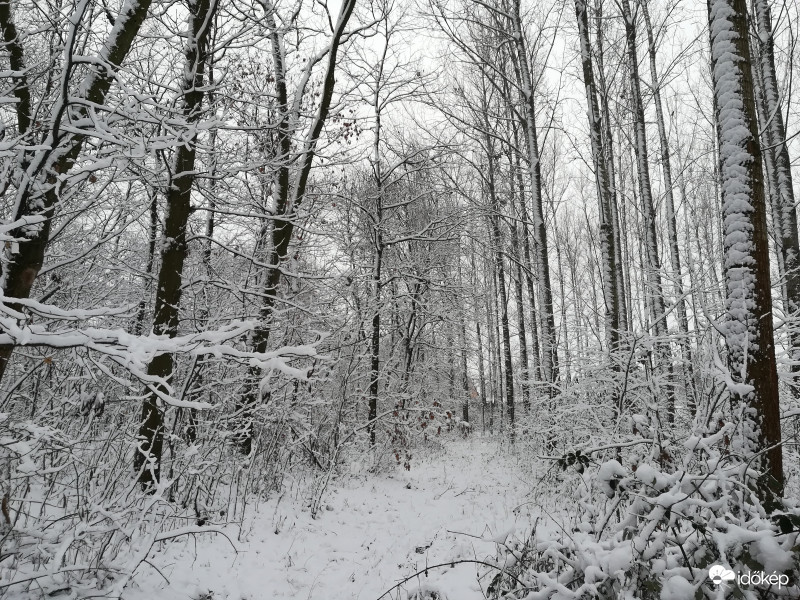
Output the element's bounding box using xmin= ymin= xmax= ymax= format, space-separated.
xmin=594 ymin=0 xmax=628 ymax=333
xmin=574 ymin=0 xmax=621 ymax=366
xmin=235 ymin=0 xmax=356 ymax=454
xmin=484 ymin=136 xmax=515 ymax=439
xmin=471 ymin=240 xmax=488 ymax=432
xmin=368 ymin=174 xmax=383 ymax=447
xmin=134 ymin=190 xmax=159 ymax=337
xmin=752 ymin=0 xmax=800 ymax=388
xmin=510 ymin=123 xmax=542 ymax=390
xmin=0 ymin=0 xmax=155 ymax=384
xmin=707 ymin=0 xmax=783 ymax=504
xmin=134 ymin=0 xmax=216 ymax=487
xmin=0 ymin=0 xmax=31 ymax=137
xmin=620 ymin=0 xmax=674 ymax=420
xmin=640 ymin=0 xmax=695 ymax=413
xmin=509 ymin=0 xmax=559 ymax=393
xmin=507 ymin=155 xmax=531 ymax=412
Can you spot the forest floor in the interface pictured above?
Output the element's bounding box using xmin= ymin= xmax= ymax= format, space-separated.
xmin=125 ymin=437 xmax=542 ymax=600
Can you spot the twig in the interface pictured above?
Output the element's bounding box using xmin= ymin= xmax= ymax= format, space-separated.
xmin=375 ymin=559 xmax=526 ymax=599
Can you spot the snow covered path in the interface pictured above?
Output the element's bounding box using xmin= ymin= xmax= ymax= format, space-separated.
xmin=127 ymin=439 xmax=537 ymax=600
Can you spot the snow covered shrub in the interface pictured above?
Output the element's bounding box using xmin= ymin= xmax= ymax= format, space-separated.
xmin=483 ymin=428 xmax=800 ymax=599
xmin=479 ymin=335 xmax=800 ymax=599
xmin=0 ymin=409 xmax=201 ymax=598
xmin=0 ymin=350 xmax=279 ymax=598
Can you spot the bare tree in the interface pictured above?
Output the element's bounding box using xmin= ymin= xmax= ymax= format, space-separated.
xmin=573 ymin=0 xmax=621 ymax=373
xmin=235 ymin=0 xmax=357 ymax=454
xmin=0 ymin=0 xmax=155 ymax=383
xmin=619 ymin=0 xmax=674 ymax=420
xmin=752 ymin=0 xmax=800 ymax=388
xmin=639 ymin=0 xmax=695 ymax=410
xmin=707 ymin=0 xmax=783 ymax=503
xmin=134 ymin=0 xmax=218 ymax=488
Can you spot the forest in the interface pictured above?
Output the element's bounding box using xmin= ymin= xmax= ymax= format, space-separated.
xmin=1 ymin=0 xmax=799 ymax=597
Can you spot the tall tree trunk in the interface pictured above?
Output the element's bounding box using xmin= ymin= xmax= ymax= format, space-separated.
xmin=507 ymin=157 xmax=531 ymax=412
xmin=753 ymin=0 xmax=800 ymax=388
xmin=368 ymin=259 xmax=381 ymax=445
xmin=458 ymin=256 xmax=471 ymax=423
xmin=484 ymin=251 xmax=498 ymax=430
xmin=471 ymin=240 xmax=488 ymax=432
xmin=487 ymin=237 xmax=503 ymax=431
xmin=595 ymin=0 xmax=628 ymax=333
xmin=485 ymin=144 xmax=515 ymax=438
xmin=753 ymin=59 xmax=789 ymax=311
xmin=134 ymin=0 xmax=216 ymax=487
xmin=0 ymin=0 xmax=31 ymax=138
xmin=640 ymin=0 xmax=695 ymax=413
xmin=620 ymin=0 xmax=674 ymax=420
xmin=367 ymin=107 xmax=385 ymax=447
xmin=509 ymin=0 xmax=559 ymax=392
xmin=574 ymin=0 xmax=621 ymax=373
xmin=510 ymin=125 xmax=542 ymax=389
xmin=235 ymin=0 xmax=356 ymax=454
xmin=460 ymin=313 xmax=470 ymax=424
xmin=134 ymin=190 xmax=159 ymax=336
xmin=707 ymin=0 xmax=783 ymax=504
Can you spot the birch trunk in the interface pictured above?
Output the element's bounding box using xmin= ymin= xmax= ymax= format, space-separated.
xmin=574 ymin=0 xmax=621 ymax=365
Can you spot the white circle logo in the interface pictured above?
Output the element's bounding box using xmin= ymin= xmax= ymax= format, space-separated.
xmin=709 ymin=565 xmax=736 ymax=585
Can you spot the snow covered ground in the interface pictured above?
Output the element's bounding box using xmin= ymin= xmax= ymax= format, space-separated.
xmin=125 ymin=439 xmax=538 ymax=600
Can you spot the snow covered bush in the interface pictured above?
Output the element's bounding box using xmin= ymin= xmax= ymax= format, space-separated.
xmin=482 ymin=413 xmax=800 ymax=599
xmin=0 ymin=348 xmax=298 ymax=598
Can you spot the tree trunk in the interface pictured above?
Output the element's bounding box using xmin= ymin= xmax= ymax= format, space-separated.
xmin=620 ymin=0 xmax=674 ymax=420
xmin=510 ymin=0 xmax=558 ymax=392
xmin=134 ymin=0 xmax=215 ymax=487
xmin=507 ymin=163 xmax=531 ymax=412
xmin=485 ymin=145 xmax=515 ymax=439
xmin=574 ymin=0 xmax=621 ymax=370
xmin=753 ymin=0 xmax=800 ymax=389
xmin=460 ymin=314 xmax=470 ymax=424
xmin=235 ymin=0 xmax=356 ymax=454
xmin=471 ymin=240 xmax=488 ymax=432
xmin=134 ymin=190 xmax=159 ymax=336
xmin=753 ymin=60 xmax=789 ymax=312
xmin=510 ymin=124 xmax=542 ymax=390
xmin=707 ymin=0 xmax=783 ymax=504
xmin=594 ymin=0 xmax=628 ymax=333
xmin=640 ymin=0 xmax=694 ymax=414
xmin=0 ymin=0 xmax=155 ymax=384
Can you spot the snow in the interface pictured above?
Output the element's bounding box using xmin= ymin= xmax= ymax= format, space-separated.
xmin=597 ymin=459 xmax=625 ymax=498
xmin=125 ymin=440 xmax=537 ymax=600
xmin=660 ymin=575 xmax=694 ymax=599
xmin=709 ymin=0 xmax=763 ymax=368
xmin=752 ymin=533 xmax=795 ymax=574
